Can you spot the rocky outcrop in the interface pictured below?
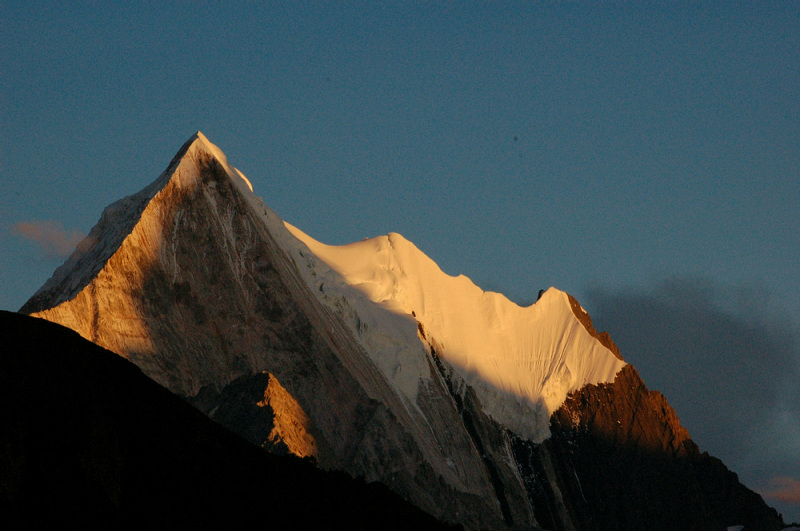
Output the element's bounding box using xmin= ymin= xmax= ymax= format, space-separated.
xmin=189 ymin=371 xmax=319 ymax=458
xmin=512 ymin=364 xmax=783 ymax=531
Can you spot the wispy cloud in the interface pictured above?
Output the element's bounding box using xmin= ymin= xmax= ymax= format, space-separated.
xmin=12 ymin=220 xmax=85 ymax=259
xmin=761 ymin=476 xmax=800 ymax=505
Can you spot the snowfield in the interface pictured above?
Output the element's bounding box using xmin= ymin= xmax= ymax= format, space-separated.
xmin=192 ymin=127 xmax=629 ymax=441
xmin=275 ymin=224 xmax=627 ymax=441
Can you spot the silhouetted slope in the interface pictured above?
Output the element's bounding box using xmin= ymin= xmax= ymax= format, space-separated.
xmin=0 ymin=310 xmax=455 ymax=530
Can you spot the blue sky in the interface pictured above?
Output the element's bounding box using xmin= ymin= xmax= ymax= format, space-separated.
xmin=2 ymin=2 xmax=799 ymax=521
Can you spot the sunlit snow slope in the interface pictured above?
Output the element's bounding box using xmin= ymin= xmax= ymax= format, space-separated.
xmin=277 ymin=225 xmax=627 ymax=441
xmin=192 ymin=134 xmax=629 ymax=441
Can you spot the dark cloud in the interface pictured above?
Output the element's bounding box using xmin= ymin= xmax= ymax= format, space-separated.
xmin=585 ymin=277 xmax=800 ymax=487
xmin=12 ymin=220 xmax=85 ymax=259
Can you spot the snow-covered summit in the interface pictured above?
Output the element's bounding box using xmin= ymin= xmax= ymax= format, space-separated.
xmin=180 ymin=132 xmax=628 ymax=440
xmin=22 ymin=132 xmax=228 ymax=312
xmin=25 ymin=131 xmax=626 ymax=441
xmin=182 ymin=133 xmax=627 ymax=439
xmin=190 ymin=132 xmax=254 ymax=193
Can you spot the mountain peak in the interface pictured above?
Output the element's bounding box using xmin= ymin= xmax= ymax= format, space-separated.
xmin=169 ymin=131 xmax=254 ymax=194
xmin=20 ymin=132 xmax=254 ymax=314
xmin=185 ymin=131 xmax=223 ymax=164
xmin=21 ymin=134 xmax=785 ymax=530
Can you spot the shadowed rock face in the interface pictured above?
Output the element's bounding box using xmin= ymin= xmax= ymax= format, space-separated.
xmin=511 ymin=364 xmax=783 ymax=531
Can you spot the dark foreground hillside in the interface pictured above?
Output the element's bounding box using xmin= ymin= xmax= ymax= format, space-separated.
xmin=0 ymin=311 xmax=456 ymax=530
